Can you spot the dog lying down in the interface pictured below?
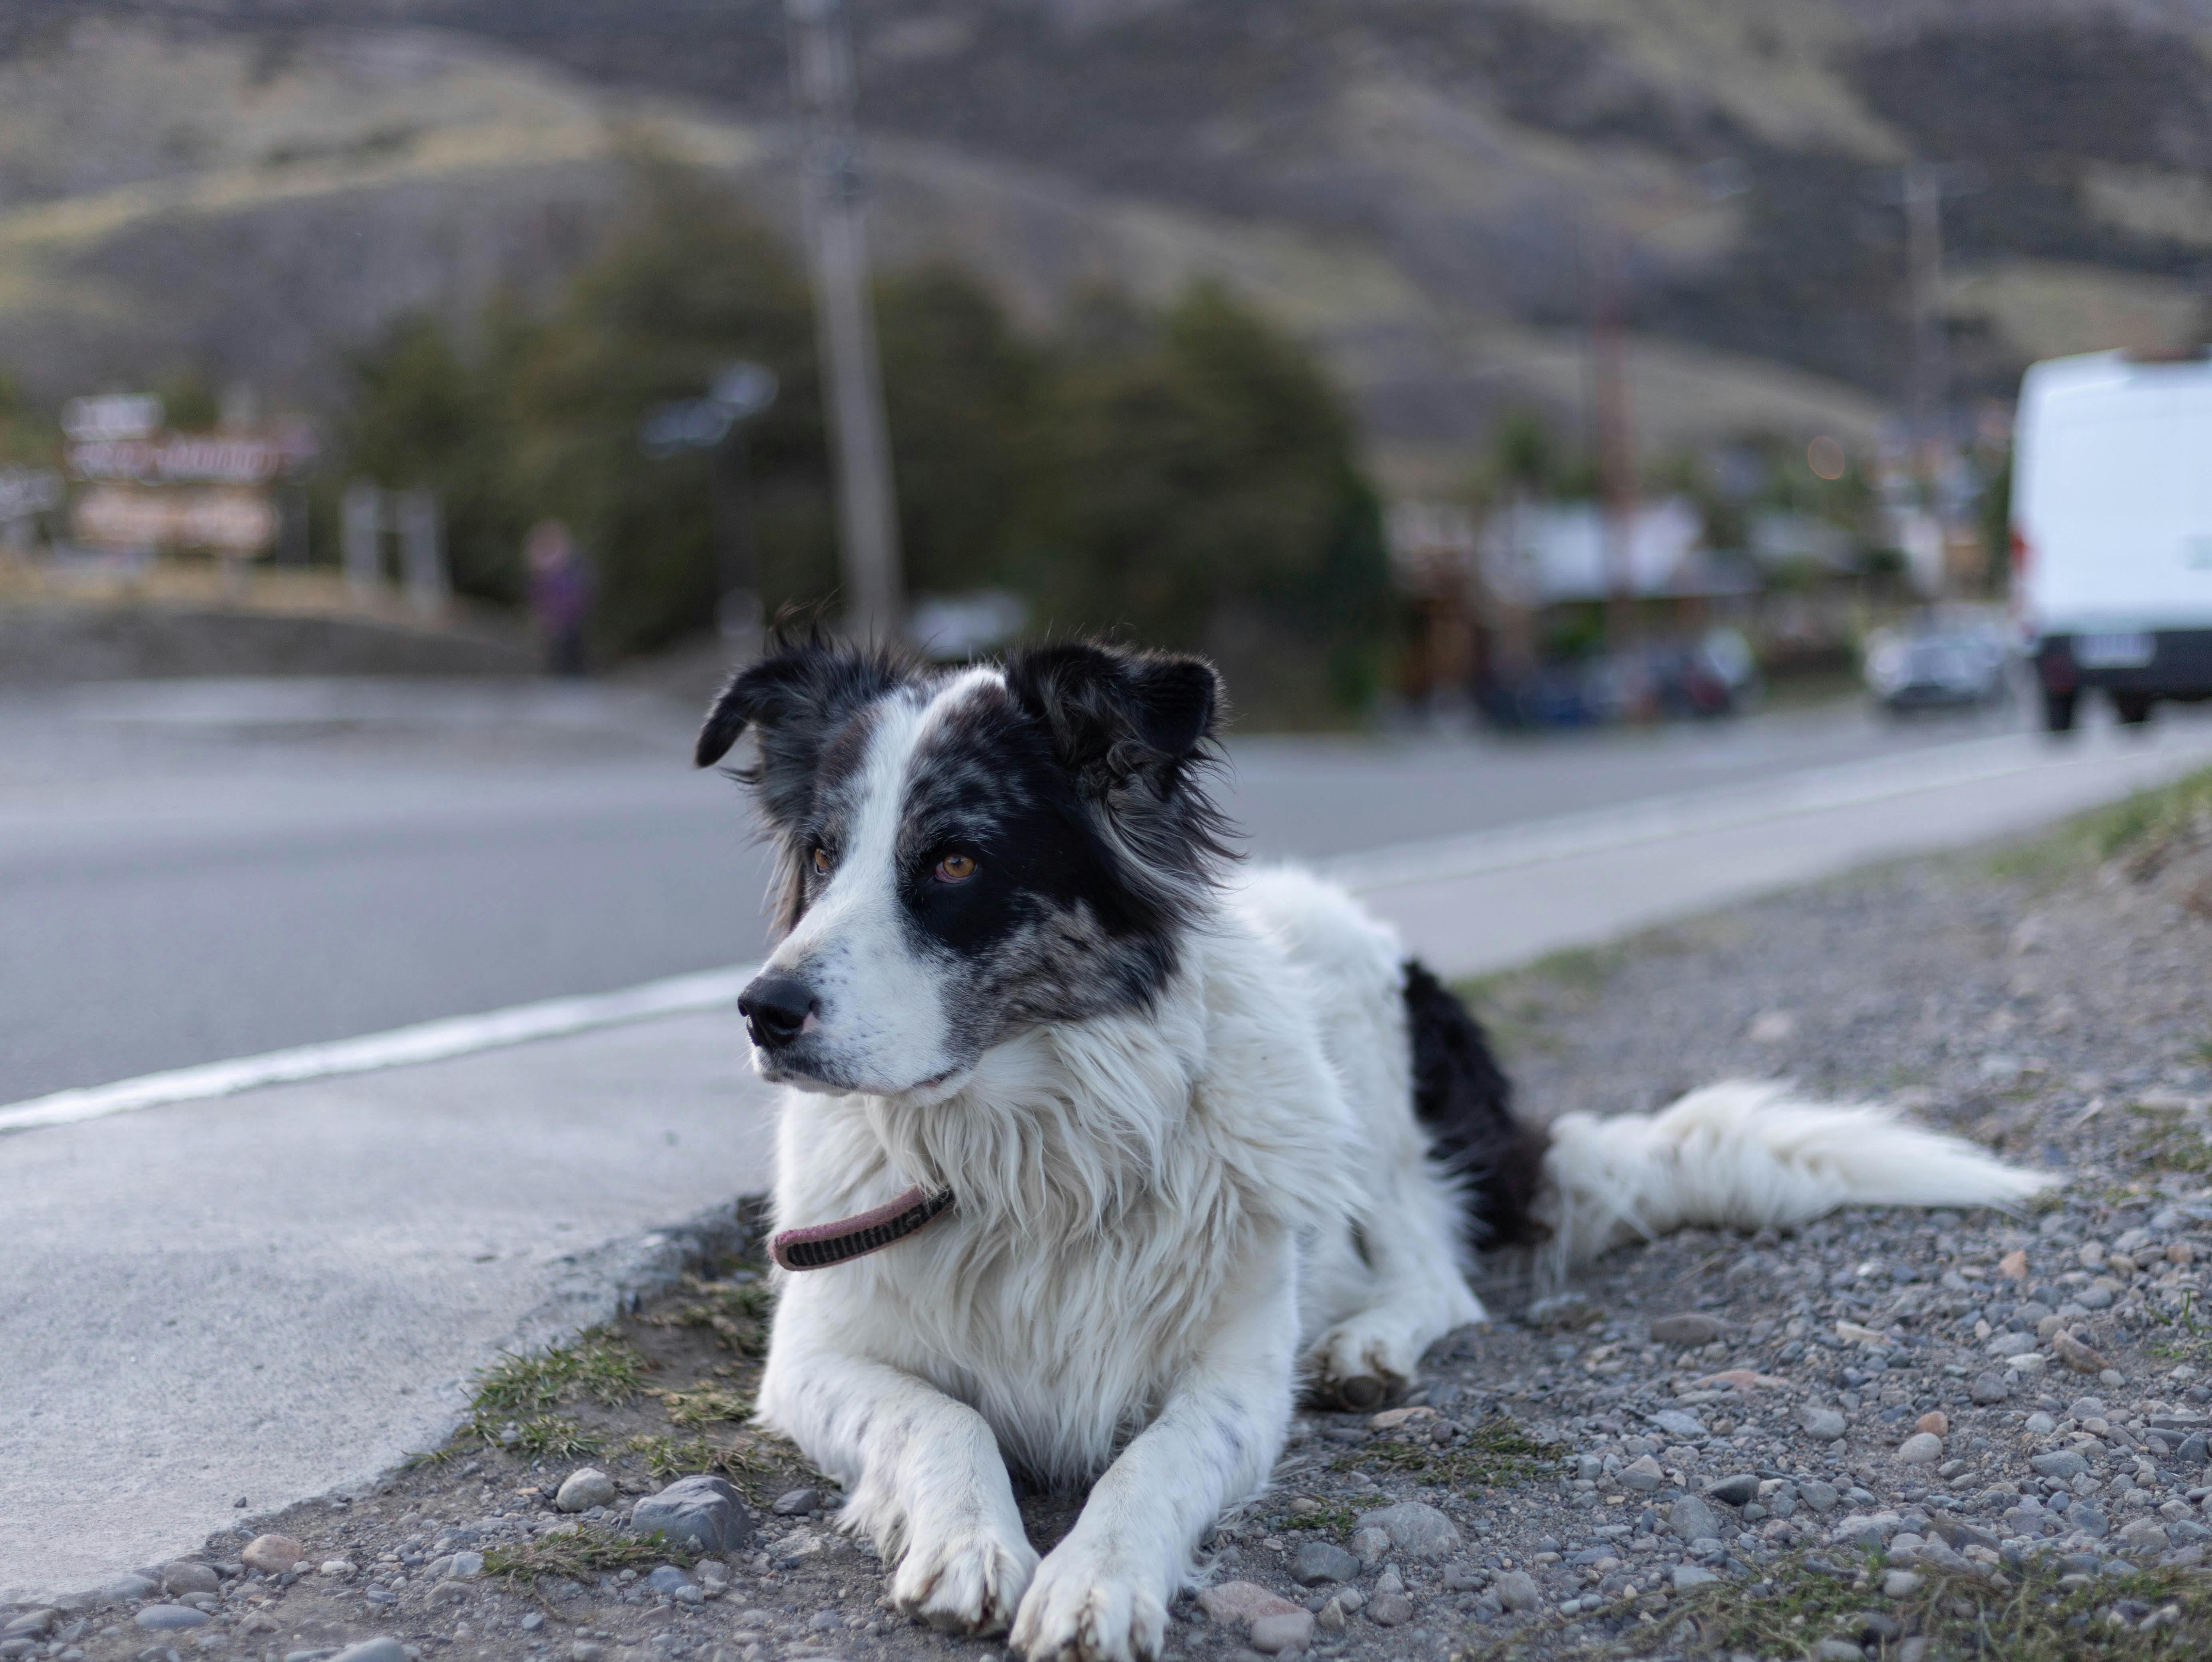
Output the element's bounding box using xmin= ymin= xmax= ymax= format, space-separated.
xmin=692 ymin=637 xmax=2049 ymax=1662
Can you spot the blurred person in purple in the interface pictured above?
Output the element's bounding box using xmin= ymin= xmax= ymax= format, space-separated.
xmin=526 ymin=519 xmax=593 ymax=676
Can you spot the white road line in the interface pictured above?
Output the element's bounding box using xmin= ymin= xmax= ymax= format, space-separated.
xmin=0 ymin=963 xmax=759 ymax=1135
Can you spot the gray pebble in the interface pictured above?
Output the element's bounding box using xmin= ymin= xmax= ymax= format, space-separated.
xmin=1705 ymin=1473 xmax=1760 ymax=1507
xmin=1797 ymin=1406 xmax=1848 ymax=1441
xmin=1669 ymin=1496 xmax=1722 ymax=1544
xmin=645 ymin=1566 xmax=694 ymax=1594
xmin=446 ymin=1552 xmax=484 ymax=1580
xmin=131 ymin=1609 xmax=208 ymax=1632
xmin=329 ymin=1642 xmax=407 ymax=1662
xmin=2031 ymin=1449 xmax=2088 ymax=1481
xmin=1363 ymin=1593 xmax=1413 ymax=1627
xmin=159 ymin=1565 xmax=217 ymax=1597
xmin=1799 ymin=1481 xmax=1839 ymax=1514
xmin=1971 ymin=1372 xmax=2012 ymax=1404
xmin=772 ymin=1489 xmax=822 ymax=1517
xmin=1649 ymin=1410 xmax=1706 ymax=1438
xmin=1649 ymin=1313 xmax=1729 ymax=1346
xmin=1620 ymin=1454 xmax=1665 ymax=1492
xmin=629 ymin=1475 xmax=756 ymax=1554
xmin=807 ymin=1611 xmax=840 ymax=1632
xmin=1291 ymin=1541 xmax=1361 ymax=1585
xmin=1348 ymin=1526 xmax=1390 ymax=1568
xmin=1492 ymin=1571 xmax=1540 ymax=1612
xmin=1671 ymin=1564 xmax=1718 ymax=1588
xmin=555 ymin=1469 xmax=617 ymax=1513
xmin=1352 ymin=1501 xmax=1461 ymax=1559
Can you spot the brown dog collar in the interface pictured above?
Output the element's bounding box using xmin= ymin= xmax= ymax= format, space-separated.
xmin=770 ymin=1186 xmax=955 ymax=1271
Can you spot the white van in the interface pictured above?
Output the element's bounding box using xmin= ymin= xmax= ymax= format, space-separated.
xmin=2011 ymin=347 xmax=2212 ymax=731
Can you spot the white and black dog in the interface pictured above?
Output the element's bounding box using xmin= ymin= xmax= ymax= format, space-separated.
xmin=693 ymin=637 xmax=2046 ymax=1662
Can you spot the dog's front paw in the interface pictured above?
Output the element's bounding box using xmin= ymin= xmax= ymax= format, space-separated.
xmin=1308 ymin=1315 xmax=1422 ymax=1410
xmin=892 ymin=1523 xmax=1038 ymax=1637
xmin=1009 ymin=1543 xmax=1166 ymax=1662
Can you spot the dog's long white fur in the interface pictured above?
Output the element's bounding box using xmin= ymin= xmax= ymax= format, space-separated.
xmin=751 ymin=824 xmax=2051 ymax=1662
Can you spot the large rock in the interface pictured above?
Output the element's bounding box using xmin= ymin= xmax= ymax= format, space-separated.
xmin=629 ymin=1476 xmax=756 ymax=1554
xmin=1353 ymin=1501 xmax=1462 ymax=1559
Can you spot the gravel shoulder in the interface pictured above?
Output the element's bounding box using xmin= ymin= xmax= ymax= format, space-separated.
xmin=12 ymin=768 xmax=2212 ymax=1662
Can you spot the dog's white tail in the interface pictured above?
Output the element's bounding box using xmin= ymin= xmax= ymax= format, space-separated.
xmin=1536 ymin=1080 xmax=2053 ymax=1279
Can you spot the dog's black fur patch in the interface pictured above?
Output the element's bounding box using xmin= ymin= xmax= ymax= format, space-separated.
xmin=1401 ymin=959 xmax=1551 ymax=1251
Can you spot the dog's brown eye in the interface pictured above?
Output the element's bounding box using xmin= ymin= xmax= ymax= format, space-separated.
xmin=812 ymin=847 xmax=833 ymax=877
xmin=935 ymin=854 xmax=977 ymax=883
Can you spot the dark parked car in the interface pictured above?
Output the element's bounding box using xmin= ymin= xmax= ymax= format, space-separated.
xmin=1862 ymin=610 xmax=2014 ymax=713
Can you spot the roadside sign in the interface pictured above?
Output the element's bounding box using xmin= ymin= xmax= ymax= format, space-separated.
xmin=72 ymin=485 xmax=279 ymax=554
xmin=60 ymin=394 xmax=162 ymax=443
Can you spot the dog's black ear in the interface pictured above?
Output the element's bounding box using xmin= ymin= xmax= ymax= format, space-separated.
xmin=1003 ymin=642 xmax=1223 ymax=786
xmin=695 ymin=638 xmax=907 ymax=826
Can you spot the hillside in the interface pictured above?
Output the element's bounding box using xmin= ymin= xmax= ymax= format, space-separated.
xmin=0 ymin=0 xmax=2206 ymax=487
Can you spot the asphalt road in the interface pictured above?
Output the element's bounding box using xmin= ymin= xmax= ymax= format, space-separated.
xmin=0 ymin=676 xmax=2037 ymax=1102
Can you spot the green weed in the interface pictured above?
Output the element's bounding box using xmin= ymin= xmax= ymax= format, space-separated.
xmin=470 ymin=1328 xmax=651 ymax=1415
xmin=481 ymin=1525 xmax=691 ymax=1586
xmin=1336 ymin=1414 xmax=1561 ymax=1495
xmin=1605 ymin=1549 xmax=2212 ymax=1662
xmin=641 ymin=1275 xmax=776 ymax=1358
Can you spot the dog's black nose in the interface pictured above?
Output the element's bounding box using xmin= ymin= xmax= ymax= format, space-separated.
xmin=738 ymin=974 xmax=816 ymax=1049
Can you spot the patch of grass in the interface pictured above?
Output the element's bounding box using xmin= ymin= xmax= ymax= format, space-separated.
xmin=654 ymin=1385 xmax=756 ymax=1430
xmin=1601 ymin=1549 xmax=2212 ymax=1662
xmin=2128 ymin=1114 xmax=2212 ymax=1175
xmin=492 ymin=1415 xmax=605 ymax=1461
xmin=481 ymin=1525 xmax=692 ymax=1586
xmin=1268 ymin=1497 xmax=1362 ymax=1536
xmin=1991 ymin=765 xmax=2212 ymax=887
xmin=622 ymin=1431 xmax=786 ymax=1491
xmin=2146 ymin=1289 xmax=2212 ymax=1369
xmin=641 ymin=1275 xmax=776 ymax=1358
xmin=1457 ymin=943 xmax=1620 ymax=1007
xmin=471 ymin=1328 xmax=651 ymax=1415
xmin=1335 ymin=1414 xmax=1561 ymax=1494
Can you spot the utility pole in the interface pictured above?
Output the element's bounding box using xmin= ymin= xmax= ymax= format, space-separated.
xmin=1902 ymin=162 xmax=1950 ymax=467
xmin=1873 ymin=161 xmax=1979 ymax=593
xmin=785 ymin=0 xmax=904 ymax=642
xmin=1588 ymin=227 xmax=1637 ymax=652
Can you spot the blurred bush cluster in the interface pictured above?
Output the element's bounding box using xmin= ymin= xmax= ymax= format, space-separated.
xmin=337 ymin=163 xmax=1388 ymax=722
